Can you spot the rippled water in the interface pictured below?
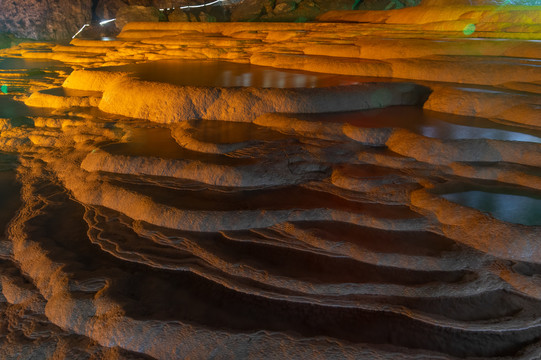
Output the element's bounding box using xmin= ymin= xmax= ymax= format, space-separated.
xmin=0 ymin=58 xmax=540 ymax=359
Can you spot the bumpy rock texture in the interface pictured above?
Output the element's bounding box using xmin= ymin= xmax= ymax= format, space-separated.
xmin=115 ymin=5 xmax=161 ymax=30
xmin=0 ymin=2 xmax=540 ymax=360
xmin=95 ymin=0 xmax=209 ymax=20
xmin=0 ymin=0 xmax=429 ymax=41
xmin=229 ymin=0 xmax=423 ymax=21
xmin=0 ymin=0 xmax=92 ymax=40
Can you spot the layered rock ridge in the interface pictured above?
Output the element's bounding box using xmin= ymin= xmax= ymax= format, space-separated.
xmin=0 ymin=3 xmax=540 ymax=360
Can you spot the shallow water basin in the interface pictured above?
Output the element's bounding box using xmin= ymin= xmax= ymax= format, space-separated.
xmin=0 ymin=58 xmax=65 ymax=70
xmin=309 ymin=106 xmax=541 ymax=143
xmin=442 ymin=190 xmax=541 ymax=226
xmin=0 ymin=154 xmax=21 ymax=235
xmin=98 ymin=59 xmax=378 ymax=88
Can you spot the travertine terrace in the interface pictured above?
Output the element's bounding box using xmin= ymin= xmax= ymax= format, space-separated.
xmin=0 ymin=3 xmax=540 ymax=359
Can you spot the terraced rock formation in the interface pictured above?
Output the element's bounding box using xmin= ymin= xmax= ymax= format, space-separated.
xmin=0 ymin=3 xmax=540 ymax=360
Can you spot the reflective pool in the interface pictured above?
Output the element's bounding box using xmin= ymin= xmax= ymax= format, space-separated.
xmin=442 ymin=190 xmax=541 ymax=225
xmin=98 ymin=59 xmax=373 ymax=88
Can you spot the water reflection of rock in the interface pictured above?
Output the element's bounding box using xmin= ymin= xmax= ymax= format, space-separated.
xmin=442 ymin=188 xmax=541 ymax=226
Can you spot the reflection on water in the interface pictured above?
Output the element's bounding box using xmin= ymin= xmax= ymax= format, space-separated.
xmin=40 ymin=86 xmax=103 ymax=97
xmin=0 ymin=58 xmax=64 ymax=70
xmin=0 ymin=95 xmax=57 ymax=118
xmin=420 ymin=109 xmax=541 ymax=142
xmin=102 ymin=127 xmax=214 ymax=160
xmin=72 ymin=59 xmax=541 ymax=143
xmin=0 ymin=96 xmax=32 ymax=118
xmin=442 ymin=191 xmax=541 ymax=226
xmin=1 ymin=55 xmax=541 ymax=359
xmin=0 ymin=154 xmax=21 ymax=234
xmin=419 ymin=119 xmax=541 ymax=143
xmin=99 ymin=59 xmax=369 ymax=88
xmin=308 ymin=106 xmax=541 ymax=143
xmin=183 ymin=119 xmax=288 ymax=144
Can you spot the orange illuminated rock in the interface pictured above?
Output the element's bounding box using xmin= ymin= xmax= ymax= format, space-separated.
xmin=410 ymin=188 xmax=541 ymax=263
xmin=386 ymin=129 xmax=541 ymax=167
xmin=97 ymin=76 xmax=429 ymax=122
xmin=424 ymin=86 xmax=541 ymax=127
xmin=62 ymin=70 xmax=131 ymax=92
xmin=1 ymin=5 xmax=541 ymax=360
xmin=25 ymin=87 xmax=101 ymax=108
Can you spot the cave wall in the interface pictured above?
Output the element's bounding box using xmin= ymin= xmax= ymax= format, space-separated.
xmin=421 ymin=0 xmax=529 ymax=4
xmin=95 ymin=0 xmax=177 ymax=19
xmin=0 ymin=0 xmax=424 ymax=40
xmin=0 ymin=0 xmax=92 ymax=40
xmin=0 ymin=0 xmax=520 ymax=41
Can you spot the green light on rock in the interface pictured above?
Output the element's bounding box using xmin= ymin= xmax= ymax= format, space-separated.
xmin=1 ymin=84 xmax=7 ymax=94
xmin=463 ymin=23 xmax=476 ymax=36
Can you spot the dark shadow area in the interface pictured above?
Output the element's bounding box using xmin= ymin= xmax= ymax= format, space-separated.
xmin=19 ymin=176 xmax=541 ymax=358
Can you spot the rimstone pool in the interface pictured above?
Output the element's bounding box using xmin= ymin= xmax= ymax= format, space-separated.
xmin=0 ymin=11 xmax=540 ymax=360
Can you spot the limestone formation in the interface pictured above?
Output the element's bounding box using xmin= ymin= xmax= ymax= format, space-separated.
xmin=356 ymin=0 xmax=421 ymax=10
xmin=95 ymin=0 xmax=175 ymax=20
xmin=0 ymin=0 xmax=470 ymax=41
xmin=0 ymin=3 xmax=540 ymax=360
xmin=230 ymin=0 xmax=272 ymax=21
xmin=198 ymin=12 xmax=217 ymax=22
xmin=168 ymin=9 xmax=191 ymax=22
xmin=274 ymin=1 xmax=298 ymax=14
xmin=115 ymin=5 xmax=161 ymax=30
xmin=0 ymin=0 xmax=92 ymax=40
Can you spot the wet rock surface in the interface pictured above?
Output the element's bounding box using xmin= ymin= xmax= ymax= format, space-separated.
xmin=0 ymin=4 xmax=540 ymax=360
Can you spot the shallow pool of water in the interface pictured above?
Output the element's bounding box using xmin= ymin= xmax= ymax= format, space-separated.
xmin=2 ymin=43 xmax=541 ymax=360
xmin=0 ymin=96 xmax=32 ymax=117
xmin=300 ymin=106 xmax=541 ymax=143
xmin=98 ymin=59 xmax=376 ymax=88
xmin=442 ymin=190 xmax=541 ymax=226
xmin=0 ymin=154 xmax=21 ymax=235
xmin=0 ymin=58 xmax=65 ymax=70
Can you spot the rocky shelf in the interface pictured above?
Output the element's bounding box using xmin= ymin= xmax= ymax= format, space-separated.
xmin=0 ymin=3 xmax=540 ymax=360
